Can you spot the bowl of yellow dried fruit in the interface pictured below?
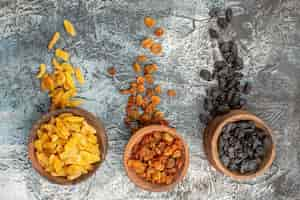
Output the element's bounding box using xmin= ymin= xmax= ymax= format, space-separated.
xmin=28 ymin=107 xmax=107 ymax=184
xmin=124 ymin=125 xmax=189 ymax=192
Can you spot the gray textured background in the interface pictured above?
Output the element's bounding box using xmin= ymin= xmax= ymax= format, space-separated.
xmin=0 ymin=0 xmax=300 ymax=199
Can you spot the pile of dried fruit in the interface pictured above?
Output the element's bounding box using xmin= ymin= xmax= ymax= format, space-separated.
xmin=118 ymin=17 xmax=176 ymax=133
xmin=218 ymin=120 xmax=271 ymax=174
xmin=37 ymin=20 xmax=85 ymax=110
xmin=34 ymin=113 xmax=101 ymax=180
xmin=199 ymin=7 xmax=251 ymax=124
xmin=128 ymin=131 xmax=184 ymax=184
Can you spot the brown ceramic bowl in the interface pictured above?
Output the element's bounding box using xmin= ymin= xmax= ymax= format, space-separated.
xmin=123 ymin=125 xmax=189 ymax=192
xmin=28 ymin=107 xmax=108 ymax=185
xmin=203 ymin=110 xmax=275 ymax=180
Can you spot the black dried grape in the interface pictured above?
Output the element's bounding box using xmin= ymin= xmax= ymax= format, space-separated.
xmin=208 ymin=28 xmax=219 ymax=39
xmin=225 ymin=8 xmax=233 ymax=23
xmin=200 ymin=69 xmax=212 ymax=81
xmin=209 ymin=7 xmax=221 ymax=18
xmin=217 ymin=17 xmax=228 ymax=29
xmin=218 ymin=120 xmax=271 ymax=173
xmin=243 ymin=82 xmax=252 ymax=94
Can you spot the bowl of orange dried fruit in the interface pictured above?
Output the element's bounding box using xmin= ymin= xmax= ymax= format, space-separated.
xmin=124 ymin=125 xmax=189 ymax=192
xmin=28 ymin=107 xmax=107 ymax=184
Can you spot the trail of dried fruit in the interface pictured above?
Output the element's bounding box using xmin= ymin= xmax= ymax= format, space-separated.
xmin=218 ymin=120 xmax=272 ymax=174
xmin=128 ymin=131 xmax=184 ymax=184
xmin=34 ymin=113 xmax=101 ymax=180
xmin=199 ymin=7 xmax=252 ymax=123
xmin=119 ymin=17 xmax=176 ymax=134
xmin=37 ymin=20 xmax=85 ymax=110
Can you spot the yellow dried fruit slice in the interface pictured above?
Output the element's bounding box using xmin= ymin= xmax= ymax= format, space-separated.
xmin=36 ymin=64 xmax=46 ymax=78
xmin=55 ymin=48 xmax=70 ymax=62
xmin=64 ymin=20 xmax=77 ymax=37
xmin=34 ymin=140 xmax=43 ymax=152
xmin=66 ymin=99 xmax=84 ymax=107
xmin=48 ymin=32 xmax=60 ymax=50
xmin=52 ymin=58 xmax=62 ymax=71
xmin=61 ymin=63 xmax=74 ymax=74
xmin=74 ymin=67 xmax=85 ymax=84
xmin=63 ymin=116 xmax=84 ymax=123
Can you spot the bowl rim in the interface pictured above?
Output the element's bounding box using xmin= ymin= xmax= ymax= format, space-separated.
xmin=123 ymin=125 xmax=190 ymax=192
xmin=28 ymin=107 xmax=108 ymax=185
xmin=210 ymin=110 xmax=276 ymax=180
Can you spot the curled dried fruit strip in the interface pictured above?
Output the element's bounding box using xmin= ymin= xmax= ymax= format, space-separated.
xmin=36 ymin=64 xmax=46 ymax=78
xmin=64 ymin=19 xmax=76 ymax=37
xmin=48 ymin=32 xmax=60 ymax=50
xmin=154 ymin=27 xmax=164 ymax=37
xmin=74 ymin=67 xmax=85 ymax=84
xmin=55 ymin=48 xmax=70 ymax=62
xmin=144 ymin=17 xmax=156 ymax=28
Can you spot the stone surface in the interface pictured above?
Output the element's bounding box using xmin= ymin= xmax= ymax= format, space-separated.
xmin=0 ymin=0 xmax=300 ymax=199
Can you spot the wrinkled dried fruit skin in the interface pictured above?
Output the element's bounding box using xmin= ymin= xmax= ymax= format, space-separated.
xmin=128 ymin=131 xmax=184 ymax=185
xmin=34 ymin=113 xmax=101 ymax=180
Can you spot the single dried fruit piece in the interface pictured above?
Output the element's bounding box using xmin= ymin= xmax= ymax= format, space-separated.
xmin=150 ymin=43 xmax=162 ymax=55
xmin=52 ymin=58 xmax=62 ymax=71
xmin=154 ymin=27 xmax=164 ymax=37
xmin=144 ymin=17 xmax=156 ymax=28
xmin=151 ymin=96 xmax=161 ymax=105
xmin=55 ymin=48 xmax=70 ymax=62
xmin=167 ymin=89 xmax=176 ymax=97
xmin=136 ymin=95 xmax=143 ymax=106
xmin=64 ymin=19 xmax=76 ymax=37
xmin=144 ymin=74 xmax=154 ymax=84
xmin=132 ymin=62 xmax=141 ymax=73
xmin=141 ymin=38 xmax=154 ymax=49
xmin=107 ymin=67 xmax=116 ymax=76
xmin=48 ymin=32 xmax=60 ymax=50
xmin=41 ymin=74 xmax=55 ymax=91
xmin=136 ymin=76 xmax=145 ymax=84
xmin=137 ymin=84 xmax=145 ymax=93
xmin=37 ymin=64 xmax=47 ymax=78
xmin=136 ymin=55 xmax=148 ymax=63
xmin=154 ymin=85 xmax=162 ymax=94
xmin=74 ymin=67 xmax=85 ymax=84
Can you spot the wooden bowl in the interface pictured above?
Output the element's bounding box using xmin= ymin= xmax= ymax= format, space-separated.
xmin=203 ymin=110 xmax=275 ymax=180
xmin=28 ymin=107 xmax=108 ymax=185
xmin=123 ymin=125 xmax=189 ymax=192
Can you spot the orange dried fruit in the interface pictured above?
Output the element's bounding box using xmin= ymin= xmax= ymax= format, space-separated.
xmin=137 ymin=84 xmax=145 ymax=93
xmin=154 ymin=85 xmax=161 ymax=94
xmin=64 ymin=19 xmax=76 ymax=37
xmin=144 ymin=74 xmax=154 ymax=84
xmin=151 ymin=96 xmax=161 ymax=105
xmin=167 ymin=89 xmax=176 ymax=97
xmin=107 ymin=67 xmax=116 ymax=76
xmin=150 ymin=43 xmax=163 ymax=55
xmin=136 ymin=95 xmax=143 ymax=106
xmin=136 ymin=55 xmax=148 ymax=63
xmin=55 ymin=48 xmax=70 ymax=62
xmin=141 ymin=38 xmax=154 ymax=49
xmin=48 ymin=32 xmax=60 ymax=50
xmin=136 ymin=76 xmax=145 ymax=85
xmin=132 ymin=62 xmax=141 ymax=73
xmin=154 ymin=27 xmax=164 ymax=37
xmin=144 ymin=17 xmax=156 ymax=28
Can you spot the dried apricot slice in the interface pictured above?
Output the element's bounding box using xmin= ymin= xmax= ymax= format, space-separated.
xmin=141 ymin=38 xmax=154 ymax=49
xmin=64 ymin=19 xmax=76 ymax=37
xmin=48 ymin=32 xmax=60 ymax=50
xmin=154 ymin=27 xmax=164 ymax=37
xmin=144 ymin=17 xmax=156 ymax=28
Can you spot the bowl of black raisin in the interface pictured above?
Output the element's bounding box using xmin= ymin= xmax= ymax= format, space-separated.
xmin=203 ymin=110 xmax=275 ymax=180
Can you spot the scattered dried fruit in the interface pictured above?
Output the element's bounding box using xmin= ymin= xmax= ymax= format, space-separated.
xmin=154 ymin=27 xmax=164 ymax=37
xmin=136 ymin=55 xmax=148 ymax=63
xmin=55 ymin=48 xmax=70 ymax=62
xmin=34 ymin=113 xmax=101 ymax=180
xmin=128 ymin=131 xmax=184 ymax=185
xmin=64 ymin=19 xmax=76 ymax=37
xmin=132 ymin=62 xmax=141 ymax=73
xmin=144 ymin=17 xmax=156 ymax=28
xmin=141 ymin=38 xmax=154 ymax=49
xmin=107 ymin=67 xmax=116 ymax=76
xmin=150 ymin=43 xmax=162 ymax=55
xmin=167 ymin=89 xmax=176 ymax=97
xmin=37 ymin=64 xmax=46 ymax=78
xmin=48 ymin=32 xmax=60 ymax=50
xmin=74 ymin=67 xmax=85 ymax=84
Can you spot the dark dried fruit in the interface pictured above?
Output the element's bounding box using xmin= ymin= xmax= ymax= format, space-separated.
xmin=209 ymin=7 xmax=221 ymax=18
xmin=208 ymin=28 xmax=219 ymax=39
xmin=225 ymin=8 xmax=233 ymax=23
xmin=200 ymin=69 xmax=212 ymax=81
xmin=217 ymin=17 xmax=228 ymax=29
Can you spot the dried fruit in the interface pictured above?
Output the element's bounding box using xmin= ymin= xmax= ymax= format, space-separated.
xmin=107 ymin=67 xmax=116 ymax=76
xmin=34 ymin=113 xmax=101 ymax=180
xmin=144 ymin=74 xmax=154 ymax=84
xmin=55 ymin=48 xmax=70 ymax=62
xmin=141 ymin=38 xmax=154 ymax=49
xmin=74 ymin=67 xmax=85 ymax=84
xmin=144 ymin=17 xmax=156 ymax=28
xmin=64 ymin=19 xmax=76 ymax=37
xmin=150 ymin=43 xmax=162 ymax=55
xmin=136 ymin=55 xmax=148 ymax=63
xmin=154 ymin=27 xmax=164 ymax=37
xmin=37 ymin=64 xmax=47 ymax=78
xmin=128 ymin=131 xmax=184 ymax=185
xmin=132 ymin=62 xmax=141 ymax=73
xmin=167 ymin=89 xmax=176 ymax=97
xmin=48 ymin=32 xmax=60 ymax=50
